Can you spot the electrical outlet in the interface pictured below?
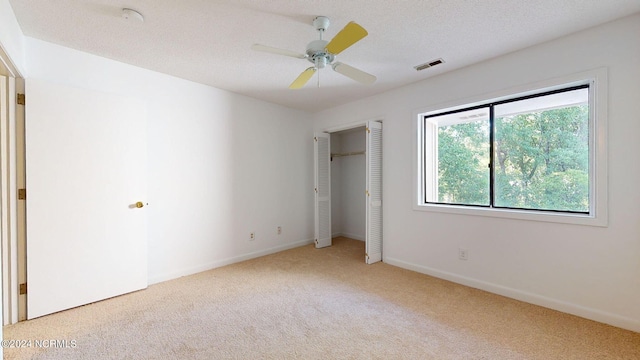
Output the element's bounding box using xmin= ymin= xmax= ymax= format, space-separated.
xmin=277 ymin=226 xmax=282 ymax=235
xmin=250 ymin=232 xmax=255 ymax=241
xmin=458 ymin=248 xmax=468 ymax=261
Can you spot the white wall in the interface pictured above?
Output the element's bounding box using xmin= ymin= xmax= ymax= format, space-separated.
xmin=0 ymin=0 xmax=25 ymax=75
xmin=313 ymin=14 xmax=640 ymax=332
xmin=330 ymin=134 xmax=342 ymax=236
xmin=330 ymin=129 xmax=366 ymax=241
xmin=21 ymin=38 xmax=314 ymax=284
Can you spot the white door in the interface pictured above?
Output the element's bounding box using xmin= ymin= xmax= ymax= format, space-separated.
xmin=25 ymin=79 xmax=147 ymax=319
xmin=365 ymin=121 xmax=382 ymax=264
xmin=314 ymin=133 xmax=331 ymax=248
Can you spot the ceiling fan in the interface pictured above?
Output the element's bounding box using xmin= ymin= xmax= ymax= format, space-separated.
xmin=251 ymin=16 xmax=376 ymax=89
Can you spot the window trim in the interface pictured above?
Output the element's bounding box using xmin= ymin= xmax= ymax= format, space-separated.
xmin=413 ymin=68 xmax=608 ymax=227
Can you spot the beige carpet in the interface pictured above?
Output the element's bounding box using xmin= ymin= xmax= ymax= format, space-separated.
xmin=3 ymin=237 xmax=639 ymax=359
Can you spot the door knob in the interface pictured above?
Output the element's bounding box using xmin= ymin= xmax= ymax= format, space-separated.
xmin=135 ymin=201 xmax=144 ymax=208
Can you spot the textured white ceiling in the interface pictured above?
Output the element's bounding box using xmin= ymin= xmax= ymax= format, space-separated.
xmin=8 ymin=0 xmax=640 ymax=112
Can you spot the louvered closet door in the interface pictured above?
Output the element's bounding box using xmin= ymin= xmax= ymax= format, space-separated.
xmin=366 ymin=121 xmax=382 ymax=264
xmin=314 ymin=133 xmax=332 ymax=248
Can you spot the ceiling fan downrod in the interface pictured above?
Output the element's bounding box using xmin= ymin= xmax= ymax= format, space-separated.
xmin=313 ymin=16 xmax=330 ymax=40
xmin=307 ymin=16 xmax=333 ymax=70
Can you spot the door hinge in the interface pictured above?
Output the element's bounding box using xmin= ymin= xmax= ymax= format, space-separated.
xmin=19 ymin=283 xmax=27 ymax=295
xmin=314 ymin=136 xmax=317 ymax=142
xmin=17 ymin=93 xmax=25 ymax=105
xmin=366 ymin=127 xmax=370 ymax=133
xmin=18 ymin=188 xmax=26 ymax=200
xmin=365 ymin=190 xmax=370 ymax=197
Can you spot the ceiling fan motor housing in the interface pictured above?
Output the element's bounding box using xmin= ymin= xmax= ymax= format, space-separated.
xmin=306 ymin=40 xmax=334 ymax=68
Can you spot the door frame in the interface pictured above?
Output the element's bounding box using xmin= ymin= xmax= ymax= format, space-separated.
xmin=0 ymin=45 xmax=24 ymax=325
xmin=322 ymin=118 xmax=383 ymax=263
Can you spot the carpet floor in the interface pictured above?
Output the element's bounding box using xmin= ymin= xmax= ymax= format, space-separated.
xmin=3 ymin=237 xmax=639 ymax=359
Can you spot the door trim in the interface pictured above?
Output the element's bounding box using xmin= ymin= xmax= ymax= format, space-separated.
xmin=0 ymin=45 xmax=23 ymax=324
xmin=322 ymin=117 xmax=384 ymax=263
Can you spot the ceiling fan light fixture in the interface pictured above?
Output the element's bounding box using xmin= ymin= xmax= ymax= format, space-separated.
xmin=314 ymin=56 xmax=328 ymax=69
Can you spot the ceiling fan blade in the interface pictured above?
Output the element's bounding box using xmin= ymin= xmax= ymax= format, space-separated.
xmin=332 ymin=62 xmax=376 ymax=85
xmin=289 ymin=67 xmax=317 ymax=89
xmin=251 ymin=44 xmax=307 ymax=59
xmin=325 ymin=22 xmax=368 ymax=55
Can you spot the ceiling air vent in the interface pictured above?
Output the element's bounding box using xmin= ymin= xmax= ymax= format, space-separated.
xmin=414 ymin=58 xmax=444 ymax=71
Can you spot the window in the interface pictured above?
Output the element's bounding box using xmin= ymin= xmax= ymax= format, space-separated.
xmin=416 ymin=73 xmax=607 ymax=226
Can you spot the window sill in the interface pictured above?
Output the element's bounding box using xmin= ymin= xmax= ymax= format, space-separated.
xmin=413 ymin=202 xmax=607 ymax=227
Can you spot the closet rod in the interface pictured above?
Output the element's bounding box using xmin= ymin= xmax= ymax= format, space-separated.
xmin=331 ymin=151 xmax=366 ymax=158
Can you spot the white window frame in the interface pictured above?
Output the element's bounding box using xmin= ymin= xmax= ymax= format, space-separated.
xmin=413 ymin=68 xmax=608 ymax=227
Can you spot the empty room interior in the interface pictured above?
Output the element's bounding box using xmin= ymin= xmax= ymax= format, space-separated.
xmin=1 ymin=1 xmax=639 ymax=358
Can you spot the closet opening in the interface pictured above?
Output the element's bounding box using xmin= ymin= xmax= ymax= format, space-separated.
xmin=330 ymin=126 xmax=366 ymax=243
xmin=313 ymin=121 xmax=382 ymax=264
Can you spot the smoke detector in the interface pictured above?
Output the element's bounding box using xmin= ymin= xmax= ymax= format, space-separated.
xmin=122 ymin=8 xmax=144 ymax=22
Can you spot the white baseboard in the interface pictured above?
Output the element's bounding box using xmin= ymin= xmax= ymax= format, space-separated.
xmin=332 ymin=232 xmax=365 ymax=241
xmin=149 ymin=238 xmax=314 ymax=285
xmin=384 ymin=257 xmax=640 ymax=333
